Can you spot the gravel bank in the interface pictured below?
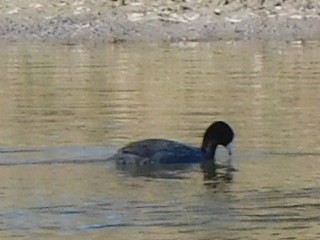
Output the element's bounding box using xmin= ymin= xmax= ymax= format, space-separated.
xmin=0 ymin=0 xmax=319 ymax=43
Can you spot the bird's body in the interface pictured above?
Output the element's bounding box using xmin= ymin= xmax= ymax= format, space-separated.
xmin=110 ymin=121 xmax=235 ymax=170
xmin=112 ymin=139 xmax=204 ymax=165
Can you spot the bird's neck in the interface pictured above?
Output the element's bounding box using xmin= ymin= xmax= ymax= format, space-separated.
xmin=201 ymin=142 xmax=218 ymax=161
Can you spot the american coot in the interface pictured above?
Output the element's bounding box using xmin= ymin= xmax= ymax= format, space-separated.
xmin=110 ymin=121 xmax=235 ymax=170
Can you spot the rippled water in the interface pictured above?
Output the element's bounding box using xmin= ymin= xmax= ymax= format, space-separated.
xmin=0 ymin=41 xmax=320 ymax=239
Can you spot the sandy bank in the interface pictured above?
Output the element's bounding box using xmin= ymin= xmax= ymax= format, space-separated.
xmin=0 ymin=0 xmax=319 ymax=43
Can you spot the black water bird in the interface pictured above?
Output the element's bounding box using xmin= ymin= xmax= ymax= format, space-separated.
xmin=110 ymin=121 xmax=235 ymax=171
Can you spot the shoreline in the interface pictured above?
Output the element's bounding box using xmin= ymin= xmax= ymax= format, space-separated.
xmin=0 ymin=0 xmax=319 ymax=43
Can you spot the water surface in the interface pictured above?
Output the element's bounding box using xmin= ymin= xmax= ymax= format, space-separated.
xmin=0 ymin=41 xmax=320 ymax=239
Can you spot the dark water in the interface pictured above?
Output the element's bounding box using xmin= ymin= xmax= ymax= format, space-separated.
xmin=0 ymin=41 xmax=320 ymax=239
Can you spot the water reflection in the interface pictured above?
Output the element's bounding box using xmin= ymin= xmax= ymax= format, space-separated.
xmin=116 ymin=162 xmax=194 ymax=179
xmin=0 ymin=42 xmax=319 ymax=151
xmin=0 ymin=41 xmax=320 ymax=239
xmin=115 ymin=160 xmax=234 ymax=184
xmin=201 ymin=160 xmax=234 ymax=186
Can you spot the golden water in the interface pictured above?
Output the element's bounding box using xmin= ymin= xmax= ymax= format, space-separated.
xmin=0 ymin=41 xmax=319 ymax=239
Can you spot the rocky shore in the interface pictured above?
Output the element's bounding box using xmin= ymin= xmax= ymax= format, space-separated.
xmin=0 ymin=0 xmax=319 ymax=43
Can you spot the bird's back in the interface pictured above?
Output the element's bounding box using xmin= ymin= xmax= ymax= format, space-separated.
xmin=112 ymin=139 xmax=204 ymax=165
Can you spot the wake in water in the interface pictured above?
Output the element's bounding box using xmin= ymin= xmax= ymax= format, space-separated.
xmin=0 ymin=146 xmax=115 ymax=166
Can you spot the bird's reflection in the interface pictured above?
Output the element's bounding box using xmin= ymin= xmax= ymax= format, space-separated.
xmin=201 ymin=159 xmax=235 ymax=188
xmin=116 ymin=159 xmax=235 ymax=185
xmin=116 ymin=162 xmax=193 ymax=179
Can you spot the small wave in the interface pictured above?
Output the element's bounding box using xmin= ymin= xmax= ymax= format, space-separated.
xmin=264 ymin=151 xmax=320 ymax=157
xmin=0 ymin=148 xmax=41 ymax=153
xmin=0 ymin=145 xmax=115 ymax=166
